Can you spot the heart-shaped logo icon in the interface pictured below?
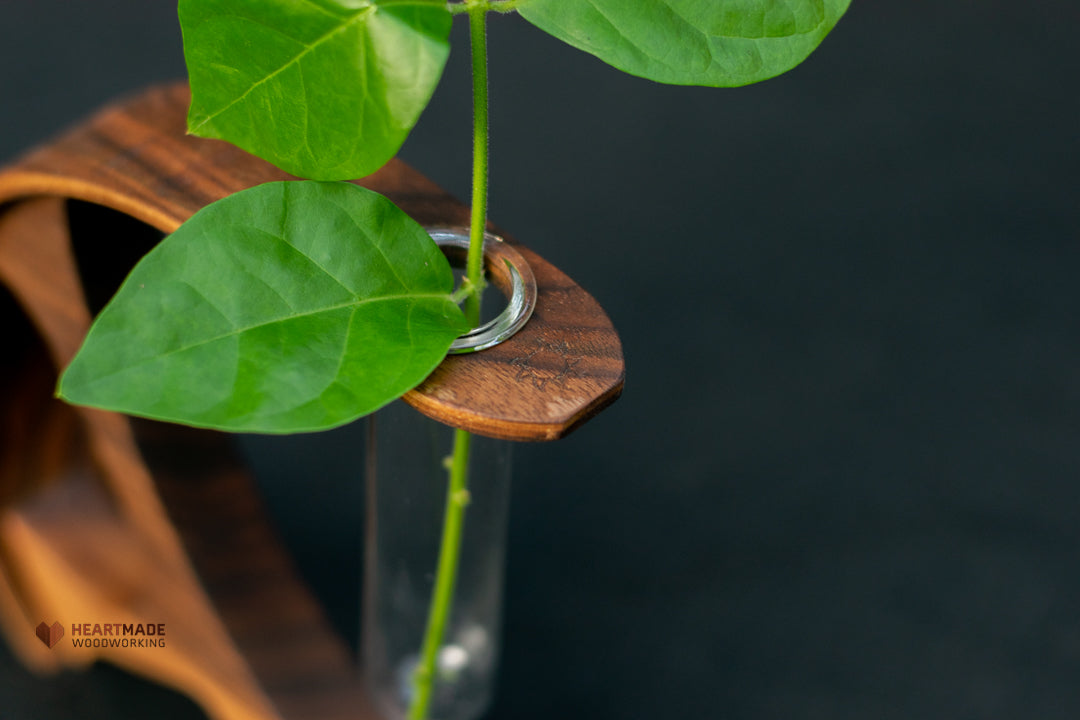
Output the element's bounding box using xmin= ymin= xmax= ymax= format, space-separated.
xmin=35 ymin=621 xmax=64 ymax=649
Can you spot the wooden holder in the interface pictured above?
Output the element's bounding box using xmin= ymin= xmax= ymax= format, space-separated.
xmin=0 ymin=84 xmax=623 ymax=719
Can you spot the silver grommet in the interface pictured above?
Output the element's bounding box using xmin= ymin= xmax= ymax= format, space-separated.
xmin=427 ymin=227 xmax=537 ymax=354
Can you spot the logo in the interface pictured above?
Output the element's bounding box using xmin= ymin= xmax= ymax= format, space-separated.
xmin=34 ymin=620 xmax=167 ymax=649
xmin=35 ymin=621 xmax=64 ymax=649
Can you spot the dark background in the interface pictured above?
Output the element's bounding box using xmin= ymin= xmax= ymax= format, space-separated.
xmin=3 ymin=2 xmax=1080 ymax=718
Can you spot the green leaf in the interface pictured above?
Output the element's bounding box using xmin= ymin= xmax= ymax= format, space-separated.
xmin=58 ymin=181 xmax=470 ymax=433
xmin=517 ymin=0 xmax=851 ymax=87
xmin=179 ymin=0 xmax=452 ymax=180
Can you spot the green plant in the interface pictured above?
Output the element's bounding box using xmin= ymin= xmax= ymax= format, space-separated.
xmin=57 ymin=1 xmax=850 ymax=717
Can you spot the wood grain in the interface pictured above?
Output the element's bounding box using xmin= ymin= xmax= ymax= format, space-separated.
xmin=0 ymin=82 xmax=624 ymax=441
xmin=0 ymin=196 xmax=379 ymax=720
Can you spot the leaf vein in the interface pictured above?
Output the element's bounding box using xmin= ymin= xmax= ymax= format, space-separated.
xmin=88 ymin=293 xmax=453 ymax=385
xmin=189 ymin=6 xmax=376 ymax=134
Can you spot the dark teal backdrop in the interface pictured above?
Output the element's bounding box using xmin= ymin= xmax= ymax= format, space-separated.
xmin=2 ymin=3 xmax=1079 ymax=718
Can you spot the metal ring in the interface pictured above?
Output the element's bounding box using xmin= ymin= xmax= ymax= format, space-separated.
xmin=427 ymin=227 xmax=537 ymax=354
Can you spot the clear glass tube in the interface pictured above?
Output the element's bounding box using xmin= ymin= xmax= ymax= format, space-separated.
xmin=363 ymin=400 xmax=512 ymax=720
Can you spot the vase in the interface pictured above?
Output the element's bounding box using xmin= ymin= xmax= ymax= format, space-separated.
xmin=362 ymin=399 xmax=513 ymax=720
xmin=361 ymin=226 xmax=527 ymax=720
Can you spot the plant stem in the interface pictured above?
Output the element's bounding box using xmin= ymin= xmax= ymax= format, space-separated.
xmin=408 ymin=428 xmax=473 ymax=720
xmin=463 ymin=3 xmax=489 ymax=327
xmin=408 ymin=6 xmax=490 ymax=720
xmin=448 ymin=0 xmax=522 ymax=16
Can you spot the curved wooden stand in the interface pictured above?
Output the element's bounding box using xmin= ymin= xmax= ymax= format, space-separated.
xmin=0 ymin=82 xmax=623 ymax=442
xmin=0 ymin=84 xmax=623 ymax=719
